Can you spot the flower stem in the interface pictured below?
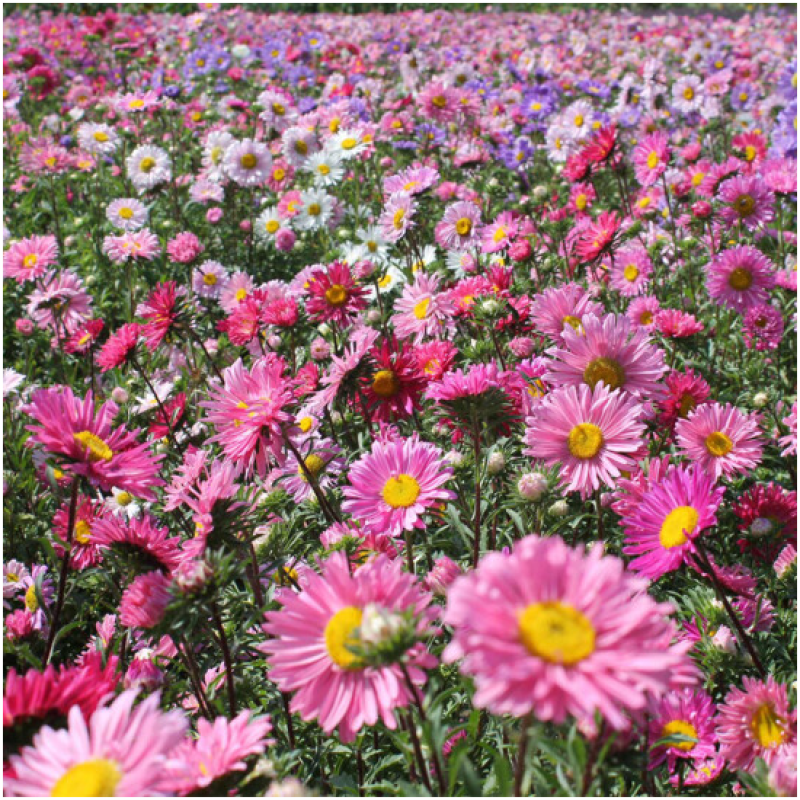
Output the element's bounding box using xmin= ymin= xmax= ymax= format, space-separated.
xmin=513 ymin=713 xmax=533 ymax=797
xmin=210 ymin=601 xmax=237 ymax=715
xmin=473 ymin=426 xmax=482 ymax=569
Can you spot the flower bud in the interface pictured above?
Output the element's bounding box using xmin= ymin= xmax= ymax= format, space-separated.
xmin=175 ymin=559 xmax=213 ymax=593
xmin=359 ymin=603 xmax=405 ymax=646
xmin=424 ymin=556 xmax=461 ymax=596
xmin=517 ymin=472 xmax=548 ymax=501
xmin=548 ymin=499 xmax=569 ymax=517
xmin=752 ymin=391 xmax=769 ymax=408
xmin=486 ymin=451 xmax=506 ymax=475
xmin=111 ymin=387 xmax=129 ymax=404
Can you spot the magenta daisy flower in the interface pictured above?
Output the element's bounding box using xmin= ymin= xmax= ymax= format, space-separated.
xmin=305 ymin=261 xmax=367 ymax=327
xmin=443 ymin=534 xmax=696 ymax=729
xmin=4 ymin=234 xmax=58 ymax=283
xmin=119 ymin=571 xmax=172 ymax=629
xmin=202 ymin=357 xmax=295 ymax=478
xmin=278 ymin=437 xmax=344 ymax=503
xmin=525 ymin=382 xmax=646 ymax=499
xmin=96 ymin=323 xmax=140 ymax=372
xmin=21 ymin=387 xmax=164 ymax=501
xmin=608 ymin=247 xmax=653 ymax=297
xmin=633 ymin=132 xmax=670 ymax=187
xmin=342 ymin=434 xmax=455 ymax=536
xmin=380 ymin=191 xmax=417 ymax=243
xmin=530 ymin=283 xmax=604 ymax=341
xmin=261 ymin=552 xmax=438 ymax=742
xmin=675 ymin=402 xmax=764 ymax=480
xmin=434 ymin=200 xmax=482 ymax=251
xmin=91 ymin=513 xmax=183 ymax=573
xmin=717 ymin=677 xmax=797 ymax=771
xmin=544 ymin=313 xmax=666 ymax=400
xmin=52 ymin=494 xmax=107 ymax=570
xmin=4 ymin=691 xmax=187 ymax=797
xmin=622 ymin=466 xmax=726 ymax=579
xmin=391 ymin=272 xmax=454 ymax=343
xmin=705 ymin=245 xmax=776 ymax=312
xmin=718 ymin=174 xmax=775 ymax=230
xmin=648 ymin=689 xmax=718 ymax=771
xmin=137 ymin=281 xmax=184 ymax=351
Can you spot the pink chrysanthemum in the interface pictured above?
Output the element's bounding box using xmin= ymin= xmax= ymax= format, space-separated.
xmin=4 ymin=234 xmax=58 ymax=283
xmin=627 ymin=295 xmax=660 ymax=330
xmin=279 ymin=438 xmax=344 ymax=504
xmin=26 ymin=269 xmax=93 ymax=335
xmin=102 ymin=229 xmax=161 ymax=263
xmin=480 ymin=212 xmax=518 ymax=254
xmin=530 ymin=284 xmax=604 ymax=341
xmin=544 ymin=312 xmax=666 ymax=400
xmin=434 ymin=200 xmax=482 ymax=251
xmin=119 ymin=571 xmax=172 ymax=629
xmin=706 ymin=245 xmax=776 ymax=312
xmin=91 ymin=513 xmax=183 ymax=573
xmin=716 ymin=677 xmax=797 ymax=771
xmin=96 ymin=323 xmax=140 ymax=372
xmin=718 ymin=174 xmax=775 ymax=230
xmin=52 ymin=495 xmax=107 ymax=570
xmin=622 ymin=465 xmax=725 ymax=579
xmin=443 ymin=534 xmax=696 ymax=728
xmin=658 ymin=368 xmax=711 ymax=428
xmin=383 ymin=166 xmax=439 ymax=197
xmin=525 ymin=382 xmax=646 ymax=499
xmin=609 ymin=247 xmax=652 ymax=296
xmin=305 ymin=261 xmax=367 ymax=326
xmin=675 ymin=402 xmax=764 ymax=481
xmin=633 ymin=132 xmax=670 ymax=187
xmin=137 ymin=281 xmax=185 ymax=351
xmin=648 ymin=689 xmax=718 ymax=770
xmin=5 ymin=691 xmax=187 ymax=797
xmin=654 ymin=309 xmax=705 ymax=338
xmin=574 ymin=212 xmax=620 ymax=263
xmin=743 ymin=303 xmax=784 ymax=351
xmin=261 ymin=552 xmax=438 ymax=742
xmin=342 ymin=434 xmax=455 ymax=536
xmin=380 ymin=191 xmax=417 ymax=243
xmin=63 ymin=318 xmax=104 ymax=355
xmin=202 ymin=356 xmax=294 ymax=477
xmin=414 ymin=340 xmax=458 ymax=381
xmin=22 ymin=387 xmax=164 ymax=501
xmin=391 ymin=272 xmax=453 ymax=343
xmin=360 ymin=339 xmax=426 ymax=423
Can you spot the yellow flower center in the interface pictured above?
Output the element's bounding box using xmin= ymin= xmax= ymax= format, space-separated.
xmin=705 ymin=431 xmax=733 ymax=457
xmin=659 ymin=505 xmax=699 ymax=549
xmin=413 ymin=298 xmax=431 ymax=320
xmin=751 ymin=704 xmax=786 ymax=748
xmin=129 ymin=98 xmax=145 ymax=109
xmin=317 ymin=163 xmax=330 ymax=175
xmin=492 ymin=226 xmax=507 ymax=243
xmin=575 ymin=194 xmax=587 ymax=211
xmin=298 ymin=416 xmax=313 ymax=433
xmin=75 ymin=519 xmax=92 ymax=544
xmin=583 ymin=357 xmax=626 ymax=391
xmin=624 ymin=264 xmax=639 ymax=282
xmin=393 ymin=208 xmax=406 ymax=230
xmin=73 ymin=431 xmax=114 ymax=462
xmin=739 ymin=92 xmax=749 ymax=103
xmin=325 ymin=284 xmax=348 ymax=307
xmin=51 ymin=759 xmax=122 ymax=797
xmin=372 ymin=369 xmax=399 ymax=398
xmin=518 ymin=601 xmax=595 ymax=665
xmin=432 ymin=95 xmax=447 ymax=108
xmin=307 ymin=203 xmax=322 ymax=217
xmin=734 ymin=194 xmax=756 ymax=218
xmin=324 ymin=606 xmax=363 ymax=669
xmin=678 ymin=394 xmax=696 ymax=418
xmin=6 ymin=572 xmax=19 ymax=583
xmin=93 ymin=131 xmax=109 ymax=143
xmin=728 ymin=267 xmax=753 ymax=291
xmin=299 ymin=453 xmax=326 ymax=481
xmin=646 ymin=151 xmax=659 ymax=170
xmin=203 ymin=272 xmax=218 ymax=286
xmin=24 ymin=583 xmax=38 ymax=612
xmin=341 ymin=137 xmax=357 ymax=150
xmin=662 ymin=720 xmax=698 ymax=751
xmin=574 ymin=114 xmax=584 ymax=127
xmin=210 ymin=146 xmax=223 ymax=164
xmin=382 ymin=474 xmax=421 ymax=508
xmin=683 ymin=87 xmax=695 ymax=101
xmin=139 ymin=156 xmax=156 ymax=173
xmin=116 ymin=492 xmax=133 ymax=506
xmin=567 ymin=423 xmax=604 ymax=459
xmin=744 ymin=145 xmax=757 ymax=162
xmin=638 ymin=196 xmax=652 ymax=209
xmin=403 ymin=180 xmax=419 ymax=192
xmin=272 ymin=102 xmax=285 ymax=115
xmin=562 ymin=315 xmax=582 ymax=331
xmin=273 ymin=167 xmax=286 ymax=181
xmin=235 ymin=288 xmax=248 ymax=302
xmin=118 ymin=206 xmax=134 ymax=220
xmin=240 ymin=152 xmax=258 ymax=169
xmin=273 ymin=565 xmax=299 ymax=586
xmin=455 ymin=218 xmax=472 ymax=236
xmin=23 ymin=253 xmax=39 ymax=268
xmin=378 ymin=274 xmax=392 ymax=289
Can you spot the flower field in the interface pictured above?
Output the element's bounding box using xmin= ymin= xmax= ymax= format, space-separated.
xmin=2 ymin=3 xmax=798 ymax=797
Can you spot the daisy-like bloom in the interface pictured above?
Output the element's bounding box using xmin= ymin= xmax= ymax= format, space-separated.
xmin=648 ymin=689 xmax=718 ymax=771
xmin=743 ymin=303 xmax=784 ymax=351
xmin=530 ymin=283 xmax=604 ymax=341
xmin=220 ymin=271 xmax=255 ymax=313
xmin=360 ymin=339 xmax=426 ymax=423
xmin=443 ymin=534 xmax=696 ymax=728
xmin=328 ymin=129 xmax=370 ymax=160
xmin=774 ymin=544 xmax=797 ymax=579
xmin=380 ymin=191 xmax=417 ymax=243
xmin=654 ymin=309 xmax=705 ymax=338
xmin=202 ymin=356 xmax=294 ymax=478
xmin=281 ymin=126 xmax=319 ymax=168
xmin=119 ymin=571 xmax=172 ymax=629
xmin=658 ymin=368 xmax=711 ymax=428
xmin=391 ymin=272 xmax=453 ymax=343
xmin=52 ymin=495 xmax=107 ymax=570
xmin=22 ymin=387 xmax=164 ymax=501
xmin=414 ymin=340 xmax=457 ymax=382
xmin=96 ymin=323 xmax=140 ymax=372
xmin=102 ymin=230 xmax=161 ymax=264
xmin=92 ymin=512 xmax=182 ymax=573
xmin=137 ymin=281 xmax=184 ymax=351
xmin=63 ymin=319 xmax=104 ymax=355
xmin=3 ymin=560 xmax=30 ymax=602
xmin=633 ymin=132 xmax=670 ymax=186
xmin=223 ymin=138 xmax=272 ymax=186
xmin=434 ymin=200 xmax=482 ymax=251
xmin=780 ymin=402 xmax=797 ymax=458
xmin=418 ymin=81 xmax=459 ymax=122
xmin=4 ymin=234 xmax=58 ymax=283
xmin=76 ymin=122 xmax=119 ymax=155
xmin=294 ymin=188 xmax=335 ymax=232
xmin=718 ymin=175 xmax=775 ymax=230
xmin=526 ymin=382 xmax=646 ymax=499
xmin=305 ymin=261 xmax=367 ymax=326
xmin=480 ymin=212 xmax=518 ymax=254
xmin=191 ymin=260 xmax=228 ymax=301
xmin=544 ymin=312 xmax=666 ymax=401
xmin=672 ymin=74 xmax=705 ymax=113
xmin=5 ymin=690 xmax=187 ymax=797
xmin=166 ymin=711 xmax=273 ymax=794
xmin=3 ymin=368 xmax=24 ymax=399
xmin=706 ymin=246 xmax=776 ymax=313
xmin=255 ymin=206 xmax=289 ymax=246
xmin=279 ymin=437 xmax=344 ymax=504
xmin=383 ymin=166 xmax=439 ymax=197
xmin=115 ymin=90 xmax=160 ymax=115
xmin=675 ymin=402 xmax=764 ymax=481
xmin=342 ymin=435 xmax=455 ymax=536
xmin=622 ymin=466 xmax=725 ymax=579
xmin=717 ymin=677 xmax=797 ymax=771
xmin=574 ymin=211 xmax=620 ymax=263
xmin=626 ymin=295 xmax=660 ymax=330
xmin=126 ymin=144 xmax=171 ymax=192
xmin=609 ymin=247 xmax=652 ymax=296
xmin=261 ymin=552 xmax=438 ymax=742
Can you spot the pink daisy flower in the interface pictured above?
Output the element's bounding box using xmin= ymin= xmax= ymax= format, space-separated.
xmin=52 ymin=495 xmax=107 ymax=570
xmin=480 ymin=212 xmax=518 ymax=254
xmin=119 ymin=571 xmax=172 ymax=629
xmin=627 ymin=295 xmax=661 ymax=329
xmin=278 ymin=437 xmax=344 ymax=504
xmin=102 ymin=230 xmax=161 ymax=264
xmin=654 ymin=309 xmax=705 ymax=338
xmin=525 ymin=382 xmax=646 ymax=499
xmin=743 ymin=303 xmax=784 ymax=351
xmin=530 ymin=283 xmax=604 ymax=341
xmin=658 ymin=368 xmax=711 ymax=428
xmin=261 ymin=552 xmax=438 ymax=742
xmin=22 ymin=387 xmax=164 ymax=501
xmin=342 ymin=434 xmax=455 ymax=537
xmin=648 ymin=689 xmax=718 ymax=771
xmin=380 ymin=191 xmax=417 ymax=243
xmin=4 ymin=234 xmax=58 ymax=283
xmin=633 ymin=132 xmax=670 ymax=186
xmin=622 ymin=466 xmax=726 ymax=579
xmin=705 ymin=245 xmax=776 ymax=313
xmin=544 ymin=312 xmax=667 ymax=400
xmin=417 ymin=81 xmax=459 ymax=122
xmin=780 ymin=402 xmax=797 ymax=458
xmin=675 ymin=402 xmax=764 ymax=481
xmin=434 ymin=201 xmax=482 ymax=251
xmin=96 ymin=323 xmax=140 ymax=372
xmin=26 ymin=270 xmax=93 ymax=335
xmin=718 ymin=174 xmax=775 ymax=230
xmin=137 ymin=281 xmax=185 ymax=351
xmin=305 ymin=261 xmax=367 ymax=327
xmin=202 ymin=356 xmax=294 ymax=478
xmin=391 ymin=272 xmax=453 ymax=343
xmin=383 ymin=166 xmax=439 ymax=197
xmin=220 ymin=272 xmax=255 ymax=313
xmin=717 ymin=677 xmax=797 ymax=771
xmin=4 ymin=691 xmax=187 ymax=797
xmin=91 ymin=513 xmax=183 ymax=573
xmin=443 ymin=534 xmax=696 ymax=729
xmin=608 ymin=247 xmax=652 ymax=297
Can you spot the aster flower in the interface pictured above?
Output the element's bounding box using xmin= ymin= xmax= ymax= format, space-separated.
xmin=717 ymin=677 xmax=797 ymax=771
xmin=654 ymin=309 xmax=705 ymax=338
xmin=658 ymin=368 xmax=711 ymax=428
xmin=622 ymin=466 xmax=725 ymax=579
xmin=648 ymin=689 xmax=718 ymax=771
xmin=26 ymin=269 xmax=93 ymax=335
xmin=360 ymin=338 xmax=426 ymax=423
xmin=480 ymin=212 xmax=518 ymax=254
xmin=743 ymin=303 xmax=784 ymax=351
xmin=574 ymin=211 xmax=621 ymax=263
xmin=342 ymin=435 xmax=455 ymax=537
xmin=780 ymin=402 xmax=797 ymax=458
xmin=380 ymin=192 xmax=417 ymax=243
xmin=774 ymin=544 xmax=797 ymax=579
xmin=718 ymin=175 xmax=775 ymax=230
xmin=435 ymin=200 xmax=482 ymax=251
xmin=384 ymin=166 xmax=439 ymax=197
xmin=391 ymin=272 xmax=453 ymax=343
xmin=544 ymin=312 xmax=666 ymax=400
xmin=137 ymin=281 xmax=184 ymax=351
xmin=279 ymin=438 xmax=344 ymax=504
xmin=119 ymin=571 xmax=172 ymax=629
xmin=63 ymin=319 xmax=104 ymax=355
xmin=4 ymin=234 xmax=58 ymax=283
xmin=102 ymin=230 xmax=161 ymax=264
xmin=96 ymin=323 xmax=140 ymax=372
xmin=5 ymin=691 xmax=187 ymax=797
xmin=223 ymin=138 xmax=272 ymax=186
xmin=126 ymin=144 xmax=171 ymax=192
xmin=706 ymin=245 xmax=776 ymax=312
xmin=22 ymin=387 xmax=164 ymax=501
xmin=443 ymin=534 xmax=696 ymax=729
xmin=675 ymin=402 xmax=764 ymax=481
xmin=633 ymin=132 xmax=670 ymax=186
xmin=192 ymin=260 xmax=228 ymax=300
xmin=530 ymin=283 xmax=604 ymax=341
xmin=91 ymin=513 xmax=183 ymax=573
xmin=609 ymin=247 xmax=652 ymax=296
xmin=305 ymin=261 xmax=367 ymax=327
xmin=261 ymin=552 xmax=438 ymax=742
xmin=52 ymin=495 xmax=107 ymax=570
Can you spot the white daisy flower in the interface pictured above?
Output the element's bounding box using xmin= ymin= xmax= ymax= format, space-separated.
xmin=77 ymin=123 xmax=119 ymax=155
xmin=223 ymin=138 xmax=272 ymax=187
xmin=126 ymin=145 xmax=171 ymax=192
